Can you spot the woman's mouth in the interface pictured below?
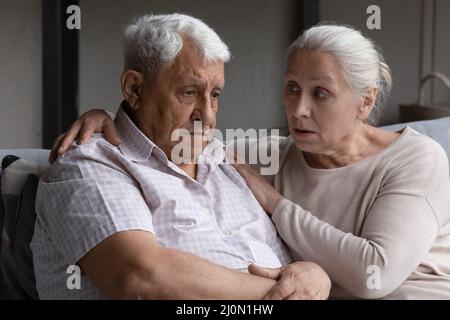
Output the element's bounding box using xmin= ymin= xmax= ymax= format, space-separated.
xmin=293 ymin=128 xmax=316 ymax=138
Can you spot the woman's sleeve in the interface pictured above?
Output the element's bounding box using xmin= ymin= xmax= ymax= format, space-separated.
xmin=271 ymin=140 xmax=449 ymax=299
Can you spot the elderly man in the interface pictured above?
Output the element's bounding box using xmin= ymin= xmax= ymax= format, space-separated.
xmin=31 ymin=13 xmax=330 ymax=299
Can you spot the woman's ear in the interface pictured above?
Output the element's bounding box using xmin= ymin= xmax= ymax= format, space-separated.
xmin=358 ymin=85 xmax=378 ymax=121
xmin=121 ymin=70 xmax=144 ymax=110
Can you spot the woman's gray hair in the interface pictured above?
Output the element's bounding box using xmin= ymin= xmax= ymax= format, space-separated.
xmin=123 ymin=13 xmax=230 ymax=80
xmin=287 ymin=23 xmax=392 ymax=125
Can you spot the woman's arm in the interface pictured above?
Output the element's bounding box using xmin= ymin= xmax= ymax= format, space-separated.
xmin=233 ymin=160 xmax=443 ymax=299
xmin=272 ymin=196 xmax=438 ymax=299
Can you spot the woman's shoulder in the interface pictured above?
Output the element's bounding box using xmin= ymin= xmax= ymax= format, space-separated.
xmin=390 ymin=127 xmax=449 ymax=167
xmin=378 ymin=127 xmax=449 ymax=182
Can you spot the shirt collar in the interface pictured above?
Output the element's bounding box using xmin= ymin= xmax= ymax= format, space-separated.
xmin=115 ymin=104 xmax=155 ymax=163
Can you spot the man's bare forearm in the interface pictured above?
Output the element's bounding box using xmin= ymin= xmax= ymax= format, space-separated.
xmin=79 ymin=231 xmax=277 ymax=300
xmin=135 ymin=246 xmax=277 ymax=300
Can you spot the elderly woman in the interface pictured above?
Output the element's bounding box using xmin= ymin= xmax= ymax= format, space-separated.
xmin=53 ymin=24 xmax=450 ymax=299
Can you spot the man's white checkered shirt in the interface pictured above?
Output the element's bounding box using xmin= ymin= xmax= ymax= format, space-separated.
xmin=31 ymin=106 xmax=291 ymax=299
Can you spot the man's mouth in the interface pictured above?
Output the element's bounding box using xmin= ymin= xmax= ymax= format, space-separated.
xmin=189 ymin=131 xmax=211 ymax=138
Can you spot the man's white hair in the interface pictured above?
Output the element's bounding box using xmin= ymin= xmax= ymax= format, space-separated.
xmin=287 ymin=24 xmax=392 ymax=125
xmin=124 ymin=13 xmax=230 ymax=79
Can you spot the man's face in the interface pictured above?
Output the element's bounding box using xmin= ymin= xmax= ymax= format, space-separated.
xmin=134 ymin=37 xmax=225 ymax=160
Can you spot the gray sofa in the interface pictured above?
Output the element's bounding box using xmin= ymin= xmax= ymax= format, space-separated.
xmin=0 ymin=149 xmax=49 ymax=174
xmin=0 ymin=116 xmax=449 ymax=299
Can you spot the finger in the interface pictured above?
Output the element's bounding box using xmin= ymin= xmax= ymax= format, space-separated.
xmin=49 ymin=134 xmax=65 ymax=163
xmin=79 ymin=127 xmax=96 ymax=144
xmin=248 ymin=264 xmax=281 ymax=280
xmin=78 ymin=117 xmax=101 ymax=143
xmin=58 ymin=121 xmax=83 ymax=153
xmin=103 ymin=118 xmax=121 ymax=145
xmin=284 ymin=288 xmax=317 ymax=300
xmin=315 ymin=288 xmax=330 ymax=300
xmin=285 ymin=286 xmax=328 ymax=300
xmin=306 ymin=289 xmax=327 ymax=300
xmin=314 ymin=293 xmax=328 ymax=300
xmin=285 ymin=292 xmax=312 ymax=300
xmin=264 ymin=276 xmax=296 ymax=300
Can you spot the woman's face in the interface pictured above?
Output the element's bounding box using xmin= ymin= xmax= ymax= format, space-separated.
xmin=284 ymin=49 xmax=363 ymax=155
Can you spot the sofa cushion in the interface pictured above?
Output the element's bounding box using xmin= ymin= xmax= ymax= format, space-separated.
xmin=0 ymin=158 xmax=48 ymax=299
xmin=1 ymin=174 xmax=40 ymax=299
xmin=0 ymin=150 xmax=49 ymax=174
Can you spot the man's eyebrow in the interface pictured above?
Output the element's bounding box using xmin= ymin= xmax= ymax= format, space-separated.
xmin=181 ymin=76 xmax=204 ymax=85
xmin=214 ymin=83 xmax=225 ymax=90
xmin=181 ymin=76 xmax=224 ymax=90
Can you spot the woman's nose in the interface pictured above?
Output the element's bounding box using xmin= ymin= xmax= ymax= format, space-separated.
xmin=293 ymin=98 xmax=311 ymax=119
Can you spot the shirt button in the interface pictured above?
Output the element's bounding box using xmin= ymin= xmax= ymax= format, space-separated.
xmin=223 ymin=229 xmax=232 ymax=236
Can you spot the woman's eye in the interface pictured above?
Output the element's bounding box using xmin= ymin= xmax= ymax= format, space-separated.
xmin=286 ymin=83 xmax=300 ymax=93
xmin=314 ymin=88 xmax=329 ymax=100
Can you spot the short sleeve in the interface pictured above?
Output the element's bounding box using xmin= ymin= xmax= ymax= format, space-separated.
xmin=35 ymin=144 xmax=154 ymax=265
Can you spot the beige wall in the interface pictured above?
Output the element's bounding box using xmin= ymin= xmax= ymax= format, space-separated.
xmin=320 ymin=0 xmax=422 ymax=125
xmin=434 ymin=0 xmax=450 ymax=103
xmin=320 ymin=0 xmax=450 ymax=125
xmin=0 ymin=0 xmax=42 ymax=148
xmin=79 ymin=0 xmax=300 ymax=133
xmin=1 ymin=1 xmax=447 ymax=149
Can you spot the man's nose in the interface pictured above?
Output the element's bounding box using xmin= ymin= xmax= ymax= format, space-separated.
xmin=194 ymin=95 xmax=215 ymax=125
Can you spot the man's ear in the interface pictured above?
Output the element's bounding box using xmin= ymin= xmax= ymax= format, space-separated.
xmin=121 ymin=70 xmax=144 ymax=110
xmin=358 ymin=85 xmax=378 ymax=121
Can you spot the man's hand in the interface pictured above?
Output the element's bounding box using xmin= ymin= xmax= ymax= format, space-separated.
xmin=49 ymin=109 xmax=120 ymax=163
xmin=249 ymin=261 xmax=331 ymax=300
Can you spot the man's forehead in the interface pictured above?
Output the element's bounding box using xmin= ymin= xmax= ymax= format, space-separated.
xmin=183 ymin=72 xmax=224 ymax=84
xmin=167 ymin=55 xmax=225 ymax=85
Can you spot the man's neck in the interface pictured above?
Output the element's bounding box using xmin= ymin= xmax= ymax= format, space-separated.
xmin=178 ymin=163 xmax=198 ymax=180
